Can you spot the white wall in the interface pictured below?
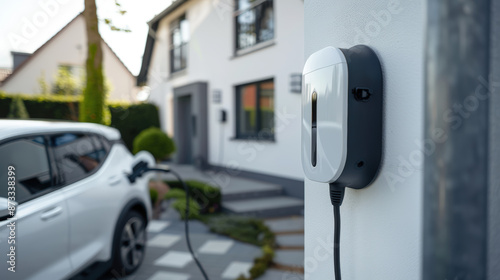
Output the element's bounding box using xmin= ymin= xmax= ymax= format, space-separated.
xmin=304 ymin=0 xmax=425 ymax=279
xmin=147 ymin=0 xmax=305 ymax=180
xmin=0 ymin=15 xmax=139 ymax=102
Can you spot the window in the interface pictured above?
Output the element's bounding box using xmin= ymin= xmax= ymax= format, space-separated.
xmin=236 ymin=79 xmax=274 ymax=139
xmin=235 ymin=0 xmax=274 ymax=51
xmin=50 ymin=133 xmax=105 ymax=186
xmin=0 ymin=136 xmax=53 ymax=207
xmin=170 ymin=14 xmax=189 ymax=73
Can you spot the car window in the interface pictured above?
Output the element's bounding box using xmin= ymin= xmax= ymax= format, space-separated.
xmin=0 ymin=136 xmax=52 ymax=209
xmin=50 ymin=133 xmax=104 ymax=185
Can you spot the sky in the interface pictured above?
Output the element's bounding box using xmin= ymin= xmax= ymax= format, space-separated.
xmin=0 ymin=0 xmax=172 ymax=76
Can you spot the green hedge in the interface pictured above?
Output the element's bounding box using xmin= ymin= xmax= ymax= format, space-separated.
xmin=0 ymin=92 xmax=160 ymax=151
xmin=109 ymin=103 xmax=160 ymax=151
xmin=164 ymin=180 xmax=221 ymax=214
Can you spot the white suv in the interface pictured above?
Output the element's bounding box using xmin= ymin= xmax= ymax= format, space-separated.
xmin=0 ymin=120 xmax=155 ymax=280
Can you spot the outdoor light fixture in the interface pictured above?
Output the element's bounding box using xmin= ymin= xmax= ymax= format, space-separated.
xmin=301 ymin=45 xmax=383 ymax=280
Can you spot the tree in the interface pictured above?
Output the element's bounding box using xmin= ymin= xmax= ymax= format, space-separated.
xmin=80 ymin=0 xmax=129 ymax=124
xmin=80 ymin=0 xmax=105 ymax=124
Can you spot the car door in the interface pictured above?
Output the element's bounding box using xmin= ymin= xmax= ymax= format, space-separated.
xmin=0 ymin=135 xmax=71 ymax=280
xmin=49 ymin=133 xmax=123 ymax=271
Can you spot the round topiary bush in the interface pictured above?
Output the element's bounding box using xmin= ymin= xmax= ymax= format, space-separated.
xmin=133 ymin=127 xmax=176 ymax=161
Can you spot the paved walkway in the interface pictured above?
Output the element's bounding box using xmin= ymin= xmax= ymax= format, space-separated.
xmin=101 ymin=164 xmax=306 ymax=280
xmin=101 ymin=206 xmax=301 ymax=280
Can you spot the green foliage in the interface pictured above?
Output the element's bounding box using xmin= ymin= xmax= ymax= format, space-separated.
xmin=0 ymin=92 xmax=160 ymax=143
xmin=7 ymin=96 xmax=29 ymax=119
xmin=205 ymin=215 xmax=276 ymax=280
xmin=133 ymin=127 xmax=176 ymax=161
xmin=52 ymin=67 xmax=81 ymax=96
xmin=150 ymin=188 xmax=158 ymax=205
xmin=206 ymin=215 xmax=275 ymax=246
xmin=38 ymin=71 xmax=50 ymax=94
xmin=249 ymin=245 xmax=275 ymax=279
xmin=164 ymin=180 xmax=221 ymax=214
xmin=172 ymin=198 xmax=200 ymax=220
xmin=164 ymin=188 xmax=186 ymax=200
xmin=80 ymin=43 xmax=106 ymax=124
xmin=109 ymin=103 xmax=160 ymax=151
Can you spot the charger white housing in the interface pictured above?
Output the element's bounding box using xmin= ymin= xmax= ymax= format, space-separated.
xmin=302 ymin=47 xmax=348 ymax=183
xmin=301 ymin=45 xmax=383 ymax=188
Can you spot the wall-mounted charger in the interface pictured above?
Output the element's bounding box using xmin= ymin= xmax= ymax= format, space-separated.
xmin=301 ymin=45 xmax=383 ymax=280
xmin=301 ymin=45 xmax=383 ymax=189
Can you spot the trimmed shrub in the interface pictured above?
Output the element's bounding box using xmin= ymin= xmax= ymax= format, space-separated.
xmin=172 ymin=198 xmax=200 ymax=220
xmin=149 ymin=188 xmax=158 ymax=205
xmin=0 ymin=92 xmax=79 ymax=120
xmin=0 ymin=92 xmax=161 ymax=151
xmin=133 ymin=127 xmax=176 ymax=161
xmin=164 ymin=188 xmax=186 ymax=200
xmin=164 ymin=180 xmax=221 ymax=214
xmin=109 ymin=103 xmax=161 ymax=151
xmin=8 ymin=96 xmax=29 ymax=119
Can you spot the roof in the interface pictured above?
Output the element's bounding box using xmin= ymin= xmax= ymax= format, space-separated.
xmin=1 ymin=13 xmax=135 ymax=86
xmin=0 ymin=120 xmax=121 ymax=141
xmin=137 ymin=0 xmax=189 ymax=85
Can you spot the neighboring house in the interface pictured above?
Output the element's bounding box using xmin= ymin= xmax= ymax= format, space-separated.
xmin=0 ymin=68 xmax=11 ymax=83
xmin=0 ymin=13 xmax=139 ymax=102
xmin=138 ymin=0 xmax=304 ymax=197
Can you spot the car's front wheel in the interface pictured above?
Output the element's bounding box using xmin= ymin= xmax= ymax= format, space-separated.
xmin=111 ymin=211 xmax=146 ymax=276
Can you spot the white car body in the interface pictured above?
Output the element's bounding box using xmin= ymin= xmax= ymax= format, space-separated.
xmin=0 ymin=120 xmax=154 ymax=280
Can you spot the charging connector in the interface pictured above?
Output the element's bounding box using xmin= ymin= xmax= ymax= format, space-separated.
xmin=128 ymin=162 xmax=210 ymax=280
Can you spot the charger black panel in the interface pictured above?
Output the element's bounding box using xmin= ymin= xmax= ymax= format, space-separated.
xmin=335 ymin=45 xmax=383 ymax=189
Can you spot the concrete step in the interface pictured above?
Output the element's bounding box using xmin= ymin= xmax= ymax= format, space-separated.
xmin=223 ymin=196 xmax=304 ymax=218
xmin=265 ymin=217 xmax=305 ymax=233
xmin=276 ymin=234 xmax=304 ymax=248
xmin=221 ymin=177 xmax=284 ymax=201
xmin=274 ymin=249 xmax=304 ymax=268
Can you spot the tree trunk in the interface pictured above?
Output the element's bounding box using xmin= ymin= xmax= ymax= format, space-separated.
xmin=80 ymin=0 xmax=105 ymax=124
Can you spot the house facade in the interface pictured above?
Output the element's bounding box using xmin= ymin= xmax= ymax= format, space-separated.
xmin=138 ymin=0 xmax=304 ymax=196
xmin=0 ymin=14 xmax=139 ymax=102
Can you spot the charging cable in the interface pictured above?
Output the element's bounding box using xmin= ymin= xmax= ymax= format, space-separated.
xmin=329 ymin=183 xmax=345 ymax=280
xmin=128 ymin=161 xmax=210 ymax=280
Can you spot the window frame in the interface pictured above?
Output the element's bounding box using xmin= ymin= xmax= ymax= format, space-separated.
xmin=235 ymin=78 xmax=275 ymax=141
xmin=234 ymin=0 xmax=275 ymax=52
xmin=169 ymin=14 xmax=189 ymax=74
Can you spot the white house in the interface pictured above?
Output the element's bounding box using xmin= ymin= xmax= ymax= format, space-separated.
xmin=138 ymin=0 xmax=304 ymax=197
xmin=0 ymin=13 xmax=139 ymax=102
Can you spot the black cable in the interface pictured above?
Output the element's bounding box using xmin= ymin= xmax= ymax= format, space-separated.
xmin=144 ymin=168 xmax=210 ymax=280
xmin=333 ymin=205 xmax=341 ymax=280
xmin=329 ymin=183 xmax=345 ymax=280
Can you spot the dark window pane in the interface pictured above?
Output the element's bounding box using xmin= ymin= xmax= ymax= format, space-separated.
xmin=51 ymin=134 xmax=101 ymax=185
xmin=235 ymin=0 xmax=274 ymax=50
xmin=236 ymin=80 xmax=274 ymax=139
xmin=170 ymin=14 xmax=188 ymax=73
xmin=238 ymin=84 xmax=257 ymax=135
xmin=0 ymin=136 xmax=52 ymax=205
xmin=237 ymin=10 xmax=256 ymax=49
xmin=259 ymin=81 xmax=274 ymax=133
xmin=258 ymin=1 xmax=274 ymax=41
